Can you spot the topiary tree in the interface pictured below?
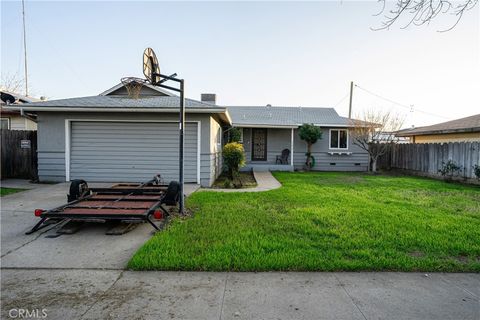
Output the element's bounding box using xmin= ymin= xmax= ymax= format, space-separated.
xmin=299 ymin=124 xmax=322 ymax=170
xmin=222 ymin=142 xmax=246 ymax=180
xmin=228 ymin=127 xmax=242 ymax=143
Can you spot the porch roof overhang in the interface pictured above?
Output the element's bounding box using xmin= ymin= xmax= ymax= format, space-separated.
xmin=232 ymin=123 xmax=298 ymax=129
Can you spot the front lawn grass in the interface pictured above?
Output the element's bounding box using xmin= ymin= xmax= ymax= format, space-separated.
xmin=0 ymin=187 xmax=25 ymax=197
xmin=129 ymin=172 xmax=480 ymax=271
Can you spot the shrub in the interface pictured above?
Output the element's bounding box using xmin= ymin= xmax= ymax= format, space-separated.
xmin=438 ymin=160 xmax=461 ymax=180
xmin=223 ymin=142 xmax=246 ymax=179
xmin=229 ymin=127 xmax=242 ymax=143
xmin=299 ymin=124 xmax=322 ymax=170
xmin=473 ymin=164 xmax=480 ymax=180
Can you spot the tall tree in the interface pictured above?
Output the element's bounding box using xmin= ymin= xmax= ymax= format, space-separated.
xmin=375 ymin=0 xmax=478 ymax=31
xmin=350 ymin=110 xmax=404 ymax=173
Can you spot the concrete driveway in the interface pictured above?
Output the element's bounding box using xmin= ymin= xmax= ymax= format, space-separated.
xmin=1 ymin=180 xmax=479 ymax=319
xmin=1 ymin=180 xmax=199 ymax=269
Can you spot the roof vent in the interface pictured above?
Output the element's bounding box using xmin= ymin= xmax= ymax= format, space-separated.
xmin=201 ymin=93 xmax=216 ymax=105
xmin=242 ymin=114 xmax=246 ymax=119
xmin=298 ymin=106 xmax=302 ymax=111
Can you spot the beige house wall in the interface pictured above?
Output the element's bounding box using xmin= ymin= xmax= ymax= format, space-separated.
xmin=0 ymin=115 xmax=37 ymax=130
xmin=412 ymin=132 xmax=480 ymax=143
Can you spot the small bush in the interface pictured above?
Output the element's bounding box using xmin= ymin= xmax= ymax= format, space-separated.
xmin=229 ymin=127 xmax=242 ymax=143
xmin=473 ymin=164 xmax=480 ymax=180
xmin=438 ymin=160 xmax=461 ymax=180
xmin=223 ymin=142 xmax=246 ymax=179
xmin=299 ymin=124 xmax=322 ymax=170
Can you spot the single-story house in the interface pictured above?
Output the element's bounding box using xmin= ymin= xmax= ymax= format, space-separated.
xmin=228 ymin=106 xmax=368 ymax=172
xmin=5 ymin=82 xmax=368 ymax=186
xmin=396 ymin=114 xmax=480 ymax=143
xmin=0 ymin=91 xmax=39 ymax=130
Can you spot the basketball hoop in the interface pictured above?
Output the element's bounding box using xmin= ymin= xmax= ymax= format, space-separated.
xmin=121 ymin=77 xmax=147 ymax=99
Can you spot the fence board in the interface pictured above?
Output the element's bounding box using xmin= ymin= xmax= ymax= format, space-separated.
xmin=376 ymin=142 xmax=480 ymax=180
xmin=1 ymin=129 xmax=38 ymax=179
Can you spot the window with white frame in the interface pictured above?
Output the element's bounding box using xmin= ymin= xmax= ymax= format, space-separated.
xmin=0 ymin=118 xmax=10 ymax=130
xmin=330 ymin=129 xmax=348 ymax=149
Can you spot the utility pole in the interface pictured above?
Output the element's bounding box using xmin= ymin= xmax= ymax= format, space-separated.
xmin=348 ymin=81 xmax=353 ymax=119
xmin=22 ymin=0 xmax=29 ymax=96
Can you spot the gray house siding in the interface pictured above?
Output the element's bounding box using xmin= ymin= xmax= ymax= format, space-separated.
xmin=292 ymin=127 xmax=368 ymax=171
xmin=37 ymin=112 xmax=222 ymax=187
xmin=241 ymin=128 xmax=292 ymax=163
xmin=237 ymin=127 xmax=368 ymax=171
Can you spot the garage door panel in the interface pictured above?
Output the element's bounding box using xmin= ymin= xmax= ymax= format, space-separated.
xmin=70 ymin=121 xmax=198 ymax=183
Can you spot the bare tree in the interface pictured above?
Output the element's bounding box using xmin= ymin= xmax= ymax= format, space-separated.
xmin=350 ymin=110 xmax=404 ymax=173
xmin=374 ymin=0 xmax=478 ymax=31
xmin=0 ymin=73 xmax=25 ymax=93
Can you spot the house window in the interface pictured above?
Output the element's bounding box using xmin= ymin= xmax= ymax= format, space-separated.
xmin=330 ymin=129 xmax=348 ymax=149
xmin=216 ymin=127 xmax=222 ymax=146
xmin=1 ymin=118 xmax=10 ymax=130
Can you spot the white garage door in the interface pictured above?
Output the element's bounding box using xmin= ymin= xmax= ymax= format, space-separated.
xmin=69 ymin=121 xmax=198 ymax=183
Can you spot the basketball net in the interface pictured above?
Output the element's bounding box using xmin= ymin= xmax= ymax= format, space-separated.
xmin=121 ymin=77 xmax=146 ymax=99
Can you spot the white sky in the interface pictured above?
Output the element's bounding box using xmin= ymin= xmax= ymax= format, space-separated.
xmin=1 ymin=1 xmax=479 ymax=128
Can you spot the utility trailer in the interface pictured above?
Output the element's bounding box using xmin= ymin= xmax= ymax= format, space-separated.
xmin=26 ymin=175 xmax=180 ymax=235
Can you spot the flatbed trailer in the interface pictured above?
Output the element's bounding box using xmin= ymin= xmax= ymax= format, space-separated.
xmin=26 ymin=176 xmax=180 ymax=235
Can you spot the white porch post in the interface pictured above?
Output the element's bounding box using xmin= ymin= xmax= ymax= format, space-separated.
xmin=290 ymin=128 xmax=294 ymax=170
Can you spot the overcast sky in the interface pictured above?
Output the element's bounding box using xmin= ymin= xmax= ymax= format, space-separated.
xmin=2 ymin=1 xmax=479 ymax=128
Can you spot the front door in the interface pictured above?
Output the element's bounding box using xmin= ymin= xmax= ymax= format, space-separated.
xmin=251 ymin=129 xmax=267 ymax=161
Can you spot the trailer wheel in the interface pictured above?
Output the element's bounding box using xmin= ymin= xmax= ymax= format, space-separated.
xmin=164 ymin=181 xmax=180 ymax=206
xmin=68 ymin=179 xmax=89 ymax=202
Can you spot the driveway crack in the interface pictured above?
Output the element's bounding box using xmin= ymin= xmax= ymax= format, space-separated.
xmin=1 ymin=221 xmax=62 ymax=258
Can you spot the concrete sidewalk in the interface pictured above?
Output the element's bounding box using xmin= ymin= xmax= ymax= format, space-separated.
xmin=1 ymin=270 xmax=478 ymax=320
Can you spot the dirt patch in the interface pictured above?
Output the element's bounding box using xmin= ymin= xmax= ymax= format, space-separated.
xmin=408 ymin=251 xmax=425 ymax=258
xmin=212 ymin=171 xmax=257 ymax=189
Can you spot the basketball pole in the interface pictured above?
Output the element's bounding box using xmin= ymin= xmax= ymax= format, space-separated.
xmin=151 ymin=73 xmax=186 ymax=215
xmin=179 ymin=79 xmax=185 ymax=214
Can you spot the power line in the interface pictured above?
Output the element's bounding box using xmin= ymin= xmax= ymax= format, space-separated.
xmin=21 ymin=0 xmax=28 ymax=96
xmin=333 ymin=93 xmax=349 ymax=108
xmin=354 ymin=84 xmax=450 ymax=120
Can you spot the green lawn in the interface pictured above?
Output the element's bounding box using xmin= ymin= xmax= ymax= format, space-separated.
xmin=0 ymin=187 xmax=25 ymax=197
xmin=129 ymin=172 xmax=480 ymax=272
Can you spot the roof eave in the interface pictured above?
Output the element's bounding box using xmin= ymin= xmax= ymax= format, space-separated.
xmin=3 ymin=106 xmax=228 ymax=114
xmin=396 ymin=127 xmax=480 ymax=136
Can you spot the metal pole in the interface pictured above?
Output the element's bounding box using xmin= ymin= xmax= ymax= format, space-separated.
xmin=22 ymin=0 xmax=29 ymax=96
xmin=348 ymin=81 xmax=353 ymax=119
xmin=179 ymin=79 xmax=185 ymax=214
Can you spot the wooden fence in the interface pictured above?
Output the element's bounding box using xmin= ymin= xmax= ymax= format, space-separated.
xmin=377 ymin=142 xmax=480 ymax=180
xmin=1 ymin=129 xmax=38 ymax=180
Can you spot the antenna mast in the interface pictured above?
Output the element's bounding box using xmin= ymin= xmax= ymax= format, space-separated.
xmin=22 ymin=0 xmax=29 ymax=96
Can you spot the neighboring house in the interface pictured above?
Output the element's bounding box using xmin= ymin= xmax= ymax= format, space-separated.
xmin=228 ymin=106 xmax=369 ymax=172
xmin=396 ymin=114 xmax=480 ymax=143
xmin=5 ymin=82 xmax=369 ymax=186
xmin=0 ymin=91 xmax=39 ymax=130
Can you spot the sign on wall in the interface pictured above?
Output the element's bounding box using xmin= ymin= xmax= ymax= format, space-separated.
xmin=20 ymin=140 xmax=31 ymax=149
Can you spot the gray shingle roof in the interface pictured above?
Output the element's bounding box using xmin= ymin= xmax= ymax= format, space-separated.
xmin=396 ymin=114 xmax=480 ymax=136
xmin=227 ymin=106 xmax=351 ymax=127
xmin=19 ymin=95 xmax=225 ymax=110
